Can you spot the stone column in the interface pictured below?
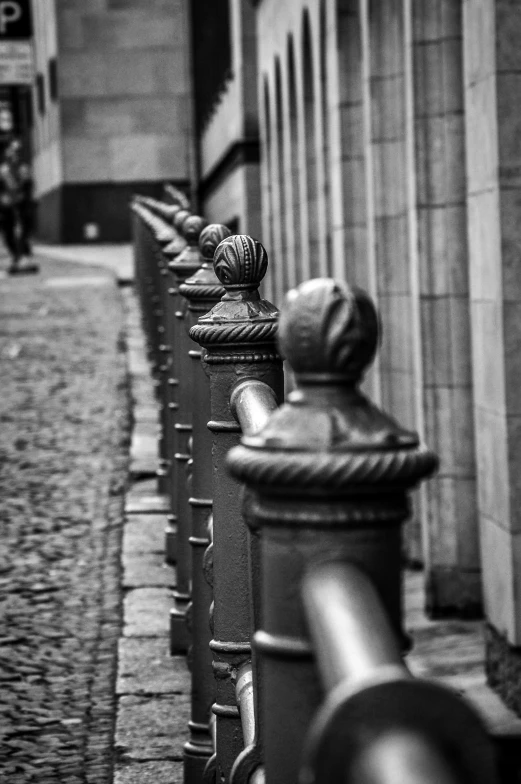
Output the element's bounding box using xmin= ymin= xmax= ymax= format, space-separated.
xmin=412 ymin=1 xmax=480 ymax=617
xmin=329 ymin=0 xmax=369 ymax=288
xmin=365 ymin=0 xmax=416 ymax=432
xmin=464 ymin=0 xmax=521 ymax=709
xmin=361 ymin=0 xmax=425 ymax=562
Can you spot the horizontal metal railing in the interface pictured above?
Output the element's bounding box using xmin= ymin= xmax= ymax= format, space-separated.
xmin=131 ymin=195 xmax=499 ymax=784
xmin=301 ymin=562 xmax=495 ymax=784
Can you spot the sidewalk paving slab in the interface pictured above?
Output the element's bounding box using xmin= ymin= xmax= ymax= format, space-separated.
xmin=117 ymin=641 xmax=189 ymax=696
xmin=114 ymin=761 xmax=182 ymax=784
xmin=123 ymin=515 xmax=166 ymax=555
xmin=123 ymin=555 xmax=174 ymax=589
xmin=115 ymin=694 xmax=190 ymax=761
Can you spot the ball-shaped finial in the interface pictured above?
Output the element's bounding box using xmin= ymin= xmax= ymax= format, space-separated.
xmin=173 ymin=209 xmax=191 ymax=231
xmin=182 ymin=214 xmax=207 ymax=246
xmin=199 ymin=224 xmax=232 ymax=262
xmin=278 ymin=279 xmax=378 ymax=382
xmin=213 ymin=235 xmax=268 ymax=291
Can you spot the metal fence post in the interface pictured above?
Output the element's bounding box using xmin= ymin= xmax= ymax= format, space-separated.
xmin=190 ymin=235 xmax=284 ymax=784
xmin=227 ymin=278 xmax=438 ymax=784
xmin=161 ymin=211 xmax=189 ymax=565
xmin=178 ymin=224 xmax=231 ymax=784
xmin=167 ymin=214 xmax=208 ymax=653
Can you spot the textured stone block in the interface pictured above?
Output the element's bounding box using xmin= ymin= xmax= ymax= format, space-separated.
xmin=500 ymin=188 xmax=521 ymax=303
xmin=379 ymin=368 xmax=416 ymax=432
xmin=506 ymin=414 xmax=521 ymax=533
xmin=497 ymin=73 xmax=521 ymax=184
xmin=371 ymin=140 xmax=407 ymax=217
xmin=340 ymin=155 xmax=366 ymax=226
xmin=423 ymin=385 xmax=475 ymax=476
xmin=115 ymin=694 xmax=190 ymax=760
xmin=63 ymin=137 xmax=112 ymax=181
xmin=417 ymin=204 xmax=468 ymax=297
xmin=504 ymin=302 xmax=521 ymax=417
xmin=123 ymin=588 xmax=171 ymax=637
xmin=479 ymin=516 xmax=517 ymax=643
xmin=125 ymin=480 xmax=169 ymax=515
xmin=467 ymin=191 xmax=501 ymax=302
xmin=59 ymin=52 xmax=110 ymax=98
xmin=123 ymin=554 xmax=174 ymax=589
xmin=374 ymin=216 xmax=409 ymax=295
xmin=475 ymin=406 xmax=509 ymax=531
xmin=370 ymin=74 xmax=405 ymax=141
xmin=111 ymin=13 xmax=179 ymax=49
xmin=465 ymin=78 xmax=498 ymax=194
xmin=110 ymin=134 xmax=159 ymax=180
xmin=378 ymin=293 xmax=414 ymax=375
xmin=114 ymin=761 xmax=183 ymax=784
xmin=470 ymin=301 xmax=505 ymax=412
xmin=117 ymin=638 xmax=189 ymax=695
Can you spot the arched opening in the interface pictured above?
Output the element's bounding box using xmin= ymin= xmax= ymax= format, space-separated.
xmin=302 ymin=9 xmax=320 ymax=277
xmin=262 ymin=76 xmax=275 ymax=297
xmin=275 ymin=57 xmax=289 ymax=292
xmin=287 ymin=35 xmax=301 ymax=287
xmin=319 ymin=0 xmax=333 ymax=275
xmin=336 ymin=0 xmax=368 ymax=287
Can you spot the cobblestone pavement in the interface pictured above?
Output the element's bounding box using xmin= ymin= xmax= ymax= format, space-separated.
xmin=0 ymin=256 xmax=130 ymax=783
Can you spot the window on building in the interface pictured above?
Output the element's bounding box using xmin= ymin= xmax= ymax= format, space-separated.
xmin=49 ymin=58 xmax=58 ymax=101
xmin=36 ymin=73 xmax=45 ymax=115
xmin=191 ymin=0 xmax=232 ymax=135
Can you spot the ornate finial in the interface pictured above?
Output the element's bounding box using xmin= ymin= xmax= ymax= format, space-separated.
xmin=164 ymin=183 xmax=190 ymax=210
xmin=214 ymin=235 xmax=268 ymax=292
xmin=189 ymin=234 xmax=279 ymax=356
xmin=179 ymin=224 xmax=230 ymax=308
xmin=199 ymin=224 xmax=232 ymax=262
xmin=153 ymin=217 xmax=176 ymax=245
xmin=182 ymin=215 xmax=208 ymax=246
xmin=162 ymin=203 xmax=181 ymax=223
xmin=178 ymin=224 xmax=231 ymax=308
xmin=168 ymin=214 xmax=206 ymax=277
xmin=278 ymin=279 xmax=378 ymax=384
xmin=227 ymin=274 xmax=437 ymax=490
xmin=174 ymin=209 xmax=191 ymax=232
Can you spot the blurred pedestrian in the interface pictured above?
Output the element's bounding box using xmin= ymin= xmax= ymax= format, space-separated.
xmin=0 ymin=138 xmax=36 ymax=274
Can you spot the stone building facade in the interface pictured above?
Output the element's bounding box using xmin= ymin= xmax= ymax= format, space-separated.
xmin=31 ymin=0 xmax=194 ymax=242
xmin=193 ymin=0 xmax=521 ymax=712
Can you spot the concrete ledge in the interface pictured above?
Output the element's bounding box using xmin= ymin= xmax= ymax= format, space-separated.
xmin=123 ymin=514 xmax=167 ymax=555
xmin=124 ymin=588 xmax=172 ymax=637
xmin=117 ymin=639 xmax=189 ymax=696
xmin=115 ymin=694 xmax=190 ymax=760
xmin=123 ymin=554 xmax=174 ymax=589
xmin=114 ymin=760 xmax=183 ymax=784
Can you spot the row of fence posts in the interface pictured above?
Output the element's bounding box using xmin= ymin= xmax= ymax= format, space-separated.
xmin=130 ymin=189 xmax=499 ymax=784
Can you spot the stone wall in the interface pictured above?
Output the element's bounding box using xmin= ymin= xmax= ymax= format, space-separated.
xmin=33 ymin=0 xmax=193 ymax=241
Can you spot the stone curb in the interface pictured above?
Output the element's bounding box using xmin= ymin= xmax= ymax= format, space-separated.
xmin=113 ymin=288 xmax=189 ymax=784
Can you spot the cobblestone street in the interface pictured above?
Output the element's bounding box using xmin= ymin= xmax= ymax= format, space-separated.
xmin=0 ymin=255 xmax=130 ymax=783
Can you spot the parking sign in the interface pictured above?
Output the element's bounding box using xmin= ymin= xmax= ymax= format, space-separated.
xmin=0 ymin=0 xmax=32 ymax=39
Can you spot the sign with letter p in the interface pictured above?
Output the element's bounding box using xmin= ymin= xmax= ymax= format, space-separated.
xmin=0 ymin=0 xmax=32 ymax=39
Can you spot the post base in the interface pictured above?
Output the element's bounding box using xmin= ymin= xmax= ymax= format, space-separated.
xmin=165 ymin=523 xmax=178 ymax=564
xmin=183 ymin=727 xmax=213 ymax=784
xmin=170 ymin=604 xmax=190 ymax=655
